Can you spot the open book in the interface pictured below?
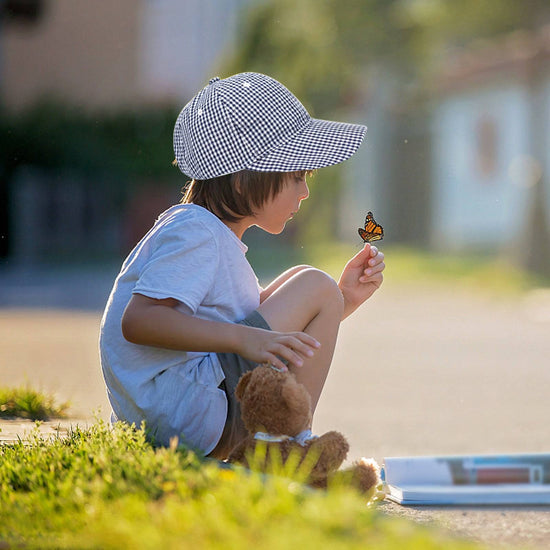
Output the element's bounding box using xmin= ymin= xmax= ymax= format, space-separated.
xmin=382 ymin=453 xmax=550 ymax=505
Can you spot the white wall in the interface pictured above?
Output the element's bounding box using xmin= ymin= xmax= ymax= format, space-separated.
xmin=431 ymin=82 xmax=533 ymax=251
xmin=139 ymin=0 xmax=250 ymax=102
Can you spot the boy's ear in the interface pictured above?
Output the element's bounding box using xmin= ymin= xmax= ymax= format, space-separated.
xmin=235 ymin=371 xmax=253 ymax=401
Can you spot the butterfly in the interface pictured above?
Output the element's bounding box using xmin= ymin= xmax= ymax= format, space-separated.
xmin=358 ymin=211 xmax=384 ymax=243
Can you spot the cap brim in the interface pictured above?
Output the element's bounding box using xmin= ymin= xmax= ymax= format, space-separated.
xmin=246 ymin=118 xmax=367 ymax=173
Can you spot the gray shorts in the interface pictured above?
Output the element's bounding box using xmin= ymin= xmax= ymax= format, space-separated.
xmin=208 ymin=310 xmax=271 ymax=459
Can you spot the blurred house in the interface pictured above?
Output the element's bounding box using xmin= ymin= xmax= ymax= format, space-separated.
xmin=345 ymin=28 xmax=550 ymax=259
xmin=431 ymin=28 xmax=550 ymax=253
xmin=2 ymin=2 xmax=549 ymax=267
xmin=2 ymin=0 xmax=249 ymax=110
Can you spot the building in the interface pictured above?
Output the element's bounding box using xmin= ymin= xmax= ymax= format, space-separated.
xmin=1 ymin=0 xmax=250 ymax=110
xmin=1 ymin=0 xmax=252 ymax=264
xmin=431 ymin=28 xmax=550 ymax=254
xmin=344 ymin=27 xmax=550 ymax=265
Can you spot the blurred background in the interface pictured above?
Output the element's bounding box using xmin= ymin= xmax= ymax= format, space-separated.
xmin=1 ymin=0 xmax=550 ymax=296
xmin=0 ymin=2 xmax=549 ymax=471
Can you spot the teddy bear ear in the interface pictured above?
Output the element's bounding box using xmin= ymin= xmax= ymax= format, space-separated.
xmin=235 ymin=371 xmax=254 ymax=401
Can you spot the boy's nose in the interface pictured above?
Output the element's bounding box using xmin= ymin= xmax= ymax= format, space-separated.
xmin=300 ymin=183 xmax=310 ymax=200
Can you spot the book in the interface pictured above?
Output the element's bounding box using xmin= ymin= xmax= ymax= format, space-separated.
xmin=381 ymin=453 xmax=550 ymax=505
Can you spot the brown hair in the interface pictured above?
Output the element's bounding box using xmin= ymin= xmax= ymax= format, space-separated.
xmin=181 ymin=170 xmax=309 ymax=223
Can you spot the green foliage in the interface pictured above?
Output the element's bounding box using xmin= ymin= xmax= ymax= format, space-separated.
xmin=0 ymin=101 xmax=180 ymax=183
xmin=0 ymin=421 xmax=480 ymax=549
xmin=227 ymin=0 xmax=548 ymax=112
xmin=226 ymin=0 xmax=354 ymax=117
xmin=227 ymin=0 xmax=420 ymax=116
xmin=0 ymin=386 xmax=69 ymax=420
xmin=384 ymin=245 xmax=549 ymax=294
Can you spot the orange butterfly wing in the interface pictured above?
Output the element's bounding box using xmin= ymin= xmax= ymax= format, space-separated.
xmin=358 ymin=211 xmax=384 ymax=243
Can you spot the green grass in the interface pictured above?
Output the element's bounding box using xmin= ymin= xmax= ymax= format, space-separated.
xmin=250 ymin=240 xmax=548 ymax=296
xmin=0 ymin=421 xmax=480 ymax=549
xmin=0 ymin=385 xmax=70 ymax=420
xmin=378 ymin=246 xmax=548 ymax=295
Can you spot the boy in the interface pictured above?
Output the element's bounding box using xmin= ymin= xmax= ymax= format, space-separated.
xmin=100 ymin=73 xmax=385 ymax=458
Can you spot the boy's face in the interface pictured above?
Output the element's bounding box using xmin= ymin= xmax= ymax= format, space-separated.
xmin=254 ymin=172 xmax=309 ymax=234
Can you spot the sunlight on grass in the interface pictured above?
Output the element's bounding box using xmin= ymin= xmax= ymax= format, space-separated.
xmin=0 ymin=385 xmax=69 ymax=420
xmin=0 ymin=421 xmax=480 ymax=549
xmin=242 ymin=438 xmax=322 ymax=483
xmin=265 ymin=241 xmax=548 ymax=296
xmin=381 ymin=246 xmax=544 ymax=294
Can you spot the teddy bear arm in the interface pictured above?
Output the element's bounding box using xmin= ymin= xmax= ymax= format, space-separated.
xmin=306 ymin=431 xmax=349 ymax=480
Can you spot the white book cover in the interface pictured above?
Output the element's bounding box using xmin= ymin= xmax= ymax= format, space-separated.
xmin=382 ymin=453 xmax=550 ymax=505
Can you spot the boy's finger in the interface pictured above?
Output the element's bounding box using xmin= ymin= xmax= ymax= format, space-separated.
xmin=288 ymin=336 xmax=318 ymax=358
xmin=281 ymin=344 xmax=309 ymax=363
xmin=297 ymin=332 xmax=321 ymax=348
xmin=365 ymin=260 xmax=385 ymax=275
xmin=274 ymin=346 xmax=304 ymax=369
xmin=348 ymin=243 xmax=371 ymax=266
xmin=265 ymin=354 xmax=289 ymax=372
xmin=274 ymin=335 xmax=319 ymax=368
xmin=369 ymin=251 xmax=384 ymax=265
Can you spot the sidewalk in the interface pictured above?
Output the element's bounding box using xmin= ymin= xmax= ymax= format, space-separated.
xmin=0 ymin=263 xmax=119 ymax=311
xmin=0 ymin=418 xmax=91 ymax=445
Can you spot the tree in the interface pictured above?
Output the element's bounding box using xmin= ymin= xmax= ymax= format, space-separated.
xmin=227 ymin=0 xmax=549 ymax=116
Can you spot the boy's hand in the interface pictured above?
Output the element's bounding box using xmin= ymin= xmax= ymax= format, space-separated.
xmin=338 ymin=244 xmax=385 ymax=319
xmin=237 ymin=326 xmax=320 ymax=372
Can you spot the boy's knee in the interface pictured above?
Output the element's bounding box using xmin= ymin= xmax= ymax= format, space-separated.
xmin=299 ymin=268 xmax=344 ymax=312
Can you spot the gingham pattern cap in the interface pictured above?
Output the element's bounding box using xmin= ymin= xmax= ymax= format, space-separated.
xmin=173 ymin=72 xmax=367 ymax=179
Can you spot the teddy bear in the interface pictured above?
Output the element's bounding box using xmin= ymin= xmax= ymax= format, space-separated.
xmin=227 ymin=364 xmax=380 ymax=495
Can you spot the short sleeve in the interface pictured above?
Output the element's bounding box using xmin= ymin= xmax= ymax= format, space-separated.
xmin=133 ymin=217 xmax=218 ymax=313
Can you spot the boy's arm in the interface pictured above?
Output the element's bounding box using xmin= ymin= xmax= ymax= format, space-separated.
xmin=121 ymin=293 xmax=319 ymax=371
xmin=259 ymin=265 xmax=312 ymax=302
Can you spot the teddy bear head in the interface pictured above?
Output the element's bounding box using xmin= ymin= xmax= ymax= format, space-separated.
xmin=235 ymin=365 xmax=312 ymax=437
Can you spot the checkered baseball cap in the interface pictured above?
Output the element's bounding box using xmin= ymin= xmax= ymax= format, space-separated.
xmin=173 ymin=72 xmax=367 ymax=179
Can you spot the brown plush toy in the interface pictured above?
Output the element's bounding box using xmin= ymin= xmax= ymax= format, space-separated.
xmin=227 ymin=365 xmax=380 ymax=495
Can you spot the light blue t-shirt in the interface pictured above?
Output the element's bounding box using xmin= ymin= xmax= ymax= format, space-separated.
xmin=99 ymin=204 xmax=261 ymax=453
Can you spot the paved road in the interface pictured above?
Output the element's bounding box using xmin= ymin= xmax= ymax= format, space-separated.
xmin=316 ymin=283 xmax=550 ymax=462
xmin=0 ymin=264 xmax=120 ymax=311
xmin=1 ymin=273 xmax=549 ymax=548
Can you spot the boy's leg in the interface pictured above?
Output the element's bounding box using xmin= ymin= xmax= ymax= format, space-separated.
xmin=256 ymin=268 xmax=344 ymax=411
